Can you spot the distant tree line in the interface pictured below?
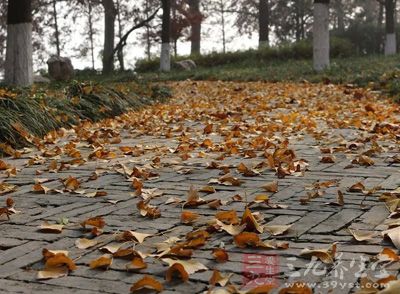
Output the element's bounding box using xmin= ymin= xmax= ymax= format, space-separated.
xmin=0 ymin=0 xmax=399 ymax=85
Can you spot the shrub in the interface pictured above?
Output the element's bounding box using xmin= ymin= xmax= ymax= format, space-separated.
xmin=135 ymin=38 xmax=355 ymax=73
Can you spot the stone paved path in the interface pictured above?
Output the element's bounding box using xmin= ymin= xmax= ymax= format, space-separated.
xmin=0 ymin=81 xmax=400 ymax=293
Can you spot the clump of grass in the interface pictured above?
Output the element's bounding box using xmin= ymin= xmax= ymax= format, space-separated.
xmin=0 ymin=80 xmax=171 ymax=150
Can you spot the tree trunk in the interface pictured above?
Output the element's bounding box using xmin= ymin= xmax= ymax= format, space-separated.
xmin=313 ymin=0 xmax=330 ymax=72
xmin=385 ymin=0 xmax=396 ymax=55
xmin=188 ymin=0 xmax=201 ymax=55
xmin=160 ymin=0 xmax=171 ymax=72
xmin=220 ymin=0 xmax=226 ymax=53
xmin=5 ymin=0 xmax=33 ymax=86
xmin=258 ymin=0 xmax=269 ymax=48
xmin=116 ymin=0 xmax=124 ymax=71
xmin=88 ymin=1 xmax=95 ymax=70
xmin=102 ymin=0 xmax=116 ymax=74
xmin=335 ymin=0 xmax=344 ymax=32
xmin=52 ymin=0 xmax=61 ymax=56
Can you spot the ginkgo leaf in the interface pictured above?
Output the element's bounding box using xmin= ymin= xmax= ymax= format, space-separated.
xmin=126 ymin=256 xmax=147 ymax=271
xmin=75 ymin=238 xmax=98 ymax=249
xmin=45 ymin=253 xmax=77 ymax=271
xmin=181 ymin=211 xmax=200 ymax=224
xmin=37 ymin=266 xmax=69 ymax=280
xmin=382 ymin=226 xmax=400 ymax=249
xmin=39 ymin=222 xmax=64 ymax=234
xmin=130 ymin=276 xmax=163 ymax=293
xmin=212 ymin=248 xmax=229 ymax=263
xmin=89 ymin=255 xmax=113 ymax=269
xmin=115 ymin=230 xmax=152 ymax=243
xmin=165 ymin=263 xmax=189 ymax=282
xmin=348 ymin=229 xmax=376 ymax=242
xmin=161 ymin=258 xmax=207 ymax=275
xmin=215 ymin=219 xmax=245 ymax=236
xmin=261 ymin=181 xmax=278 ymax=192
xmin=209 ymin=270 xmax=233 ymax=287
xmin=241 ymin=206 xmax=263 ymax=233
xmin=264 ymin=224 xmax=292 ymax=236
xmin=300 ymin=243 xmax=337 ymax=264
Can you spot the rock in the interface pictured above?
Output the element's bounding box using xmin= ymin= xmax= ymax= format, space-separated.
xmin=33 ymin=75 xmax=50 ymax=83
xmin=47 ymin=56 xmax=74 ymax=81
xmin=174 ymin=59 xmax=196 ymax=71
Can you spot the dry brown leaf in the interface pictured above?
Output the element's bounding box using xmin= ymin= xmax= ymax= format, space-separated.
xmin=130 ymin=276 xmax=163 ymax=293
xmin=39 ymin=222 xmax=64 ymax=234
xmin=45 ymin=253 xmax=77 ymax=271
xmin=209 ymin=269 xmax=232 ymax=287
xmin=241 ymin=206 xmax=263 ymax=233
xmin=181 ymin=211 xmax=200 ymax=224
xmin=161 ymin=258 xmax=207 ymax=275
xmin=126 ymin=256 xmax=147 ymax=271
xmin=212 ymin=248 xmax=229 ymax=263
xmin=261 ymin=180 xmax=278 ymax=192
xmin=75 ymin=238 xmax=98 ymax=249
xmin=382 ymin=226 xmax=400 ymax=249
xmin=89 ymin=255 xmax=113 ymax=269
xmin=215 ymin=219 xmax=245 ymax=236
xmin=165 ymin=263 xmax=189 ymax=282
xmin=278 ymin=281 xmax=312 ymax=294
xmin=300 ymin=243 xmax=337 ymax=264
xmin=264 ymin=224 xmax=292 ymax=236
xmin=348 ymin=229 xmax=376 ymax=242
xmin=81 ymin=216 xmax=105 ymax=229
xmin=37 ymin=266 xmax=69 ymax=280
xmin=115 ymin=230 xmax=152 ymax=243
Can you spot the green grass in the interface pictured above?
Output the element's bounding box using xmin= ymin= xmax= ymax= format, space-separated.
xmin=0 ymin=80 xmax=171 ymax=151
xmin=139 ymin=54 xmax=400 ymax=84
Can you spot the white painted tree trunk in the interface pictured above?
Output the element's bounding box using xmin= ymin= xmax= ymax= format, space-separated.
xmin=5 ymin=23 xmax=33 ymax=86
xmin=160 ymin=42 xmax=171 ymax=72
xmin=313 ymin=3 xmax=330 ymax=72
xmin=385 ymin=33 xmax=397 ymax=55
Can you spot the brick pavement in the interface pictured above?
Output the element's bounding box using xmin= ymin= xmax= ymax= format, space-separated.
xmin=0 ymin=81 xmax=399 ymax=293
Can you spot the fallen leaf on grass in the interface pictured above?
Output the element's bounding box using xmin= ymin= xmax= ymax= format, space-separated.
xmin=130 ymin=276 xmax=163 ymax=293
xmin=75 ymin=238 xmax=98 ymax=249
xmin=39 ymin=222 xmax=64 ymax=234
xmin=89 ymin=255 xmax=113 ymax=269
xmin=300 ymin=243 xmax=337 ymax=264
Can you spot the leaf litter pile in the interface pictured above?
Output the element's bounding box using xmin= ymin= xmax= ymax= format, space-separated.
xmin=1 ymin=81 xmax=400 ymax=293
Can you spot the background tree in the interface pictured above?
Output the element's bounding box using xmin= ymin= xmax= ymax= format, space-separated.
xmin=102 ymin=0 xmax=116 ymax=73
xmin=259 ymin=0 xmax=270 ymax=48
xmin=160 ymin=0 xmax=171 ymax=72
xmin=384 ymin=0 xmax=397 ymax=55
xmin=5 ymin=0 xmax=33 ymax=86
xmin=313 ymin=0 xmax=330 ymax=71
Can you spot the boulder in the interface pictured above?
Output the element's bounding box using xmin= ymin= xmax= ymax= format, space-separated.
xmin=33 ymin=75 xmax=50 ymax=83
xmin=174 ymin=59 xmax=196 ymax=71
xmin=47 ymin=56 xmax=74 ymax=81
